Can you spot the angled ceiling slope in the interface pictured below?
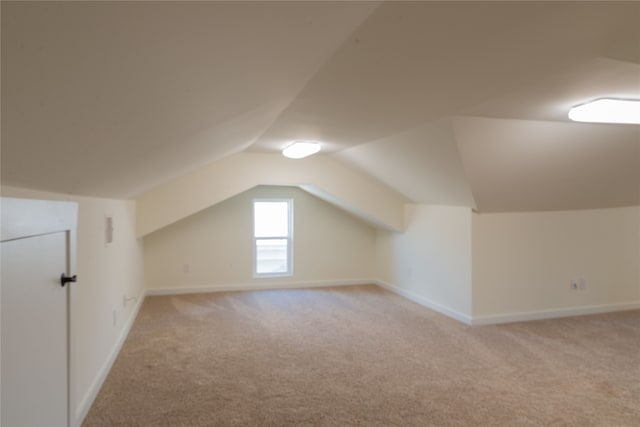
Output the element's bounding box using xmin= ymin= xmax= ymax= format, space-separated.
xmin=1 ymin=1 xmax=379 ymax=198
xmin=136 ymin=153 xmax=407 ymax=238
xmin=335 ymin=120 xmax=476 ymax=208
xmin=2 ymin=1 xmax=639 ymax=213
xmin=251 ymin=1 xmax=640 ymax=212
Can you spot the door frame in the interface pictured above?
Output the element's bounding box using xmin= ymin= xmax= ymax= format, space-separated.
xmin=1 ymin=197 xmax=79 ymax=427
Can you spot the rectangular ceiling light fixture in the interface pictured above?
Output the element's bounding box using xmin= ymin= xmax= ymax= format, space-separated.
xmin=282 ymin=141 xmax=321 ymax=159
xmin=569 ymin=98 xmax=640 ymax=124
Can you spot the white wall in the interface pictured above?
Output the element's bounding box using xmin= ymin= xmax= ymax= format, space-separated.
xmin=144 ymin=186 xmax=376 ymax=291
xmin=0 ymin=186 xmax=144 ymax=425
xmin=472 ymin=207 xmax=640 ymax=323
xmin=375 ymin=205 xmax=473 ymax=323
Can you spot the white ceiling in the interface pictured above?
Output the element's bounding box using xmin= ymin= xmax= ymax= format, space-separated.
xmin=1 ymin=1 xmax=378 ymax=196
xmin=453 ymin=117 xmax=640 ymax=212
xmin=2 ymin=1 xmax=639 ymax=212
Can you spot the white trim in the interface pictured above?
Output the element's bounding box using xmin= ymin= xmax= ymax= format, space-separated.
xmin=471 ymin=301 xmax=640 ymax=325
xmin=67 ymin=228 xmax=78 ymax=427
xmin=373 ymin=280 xmax=640 ymax=326
xmin=253 ymin=198 xmax=294 ymax=278
xmin=145 ymin=279 xmax=374 ymax=296
xmin=75 ymin=291 xmax=146 ymax=426
xmin=374 ymin=280 xmax=473 ymax=325
xmin=1 ymin=197 xmax=78 ymax=242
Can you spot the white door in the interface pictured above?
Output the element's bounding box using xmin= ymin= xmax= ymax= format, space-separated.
xmin=1 ymin=197 xmax=78 ymax=427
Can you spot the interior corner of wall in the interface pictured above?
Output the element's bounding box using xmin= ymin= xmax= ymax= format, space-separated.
xmin=403 ymin=204 xmax=417 ymax=226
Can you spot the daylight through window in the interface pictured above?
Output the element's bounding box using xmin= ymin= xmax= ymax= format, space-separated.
xmin=253 ymin=199 xmax=293 ymax=277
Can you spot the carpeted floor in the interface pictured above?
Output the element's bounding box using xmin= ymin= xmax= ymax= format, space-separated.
xmin=83 ymin=285 xmax=640 ymax=426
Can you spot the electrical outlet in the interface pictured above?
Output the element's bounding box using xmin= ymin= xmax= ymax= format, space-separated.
xmin=570 ymin=279 xmax=579 ymax=290
xmin=579 ymin=279 xmax=587 ymax=290
xmin=183 ymin=263 xmax=190 ymax=273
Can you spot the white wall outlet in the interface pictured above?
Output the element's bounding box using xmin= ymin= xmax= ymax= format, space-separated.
xmin=570 ymin=279 xmax=579 ymax=290
xmin=183 ymin=263 xmax=190 ymax=273
xmin=579 ymin=279 xmax=587 ymax=290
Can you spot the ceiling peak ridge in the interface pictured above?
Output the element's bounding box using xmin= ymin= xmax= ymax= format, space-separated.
xmin=248 ymin=1 xmax=384 ymax=151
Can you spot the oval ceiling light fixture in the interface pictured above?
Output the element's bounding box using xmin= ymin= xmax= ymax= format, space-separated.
xmin=282 ymin=140 xmax=322 ymax=159
xmin=568 ymin=98 xmax=640 ymax=124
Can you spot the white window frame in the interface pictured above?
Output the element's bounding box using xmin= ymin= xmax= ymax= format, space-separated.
xmin=253 ymin=198 xmax=293 ymax=278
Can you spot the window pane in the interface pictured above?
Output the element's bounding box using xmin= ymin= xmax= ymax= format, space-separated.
xmin=256 ymin=239 xmax=288 ymax=274
xmin=254 ymin=202 xmax=289 ymax=238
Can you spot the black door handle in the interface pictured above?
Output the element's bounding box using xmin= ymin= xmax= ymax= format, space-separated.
xmin=60 ymin=274 xmax=77 ymax=287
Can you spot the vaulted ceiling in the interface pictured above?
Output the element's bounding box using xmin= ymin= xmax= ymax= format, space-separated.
xmin=2 ymin=1 xmax=639 ymax=212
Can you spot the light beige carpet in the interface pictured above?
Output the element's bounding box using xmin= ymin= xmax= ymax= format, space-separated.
xmin=83 ymin=285 xmax=640 ymax=426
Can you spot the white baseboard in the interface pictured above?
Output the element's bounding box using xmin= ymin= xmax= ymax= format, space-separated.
xmin=75 ymin=290 xmax=146 ymax=426
xmin=145 ymin=279 xmax=375 ymax=296
xmin=374 ymin=280 xmax=473 ymax=325
xmin=472 ymin=301 xmax=640 ymax=325
xmin=374 ymin=280 xmax=640 ymax=326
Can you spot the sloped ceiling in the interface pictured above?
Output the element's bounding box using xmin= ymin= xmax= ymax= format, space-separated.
xmin=1 ymin=1 xmax=379 ymax=196
xmin=2 ymin=1 xmax=639 ymax=212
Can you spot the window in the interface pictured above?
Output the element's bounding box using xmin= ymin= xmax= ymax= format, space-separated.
xmin=253 ymin=199 xmax=293 ymax=277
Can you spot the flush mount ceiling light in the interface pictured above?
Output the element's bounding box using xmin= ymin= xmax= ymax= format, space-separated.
xmin=568 ymin=98 xmax=640 ymax=124
xmin=282 ymin=141 xmax=321 ymax=159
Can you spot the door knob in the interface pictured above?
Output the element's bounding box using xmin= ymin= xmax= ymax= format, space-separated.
xmin=60 ymin=274 xmax=77 ymax=287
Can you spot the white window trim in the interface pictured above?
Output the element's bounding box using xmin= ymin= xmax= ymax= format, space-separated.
xmin=253 ymin=198 xmax=294 ymax=278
